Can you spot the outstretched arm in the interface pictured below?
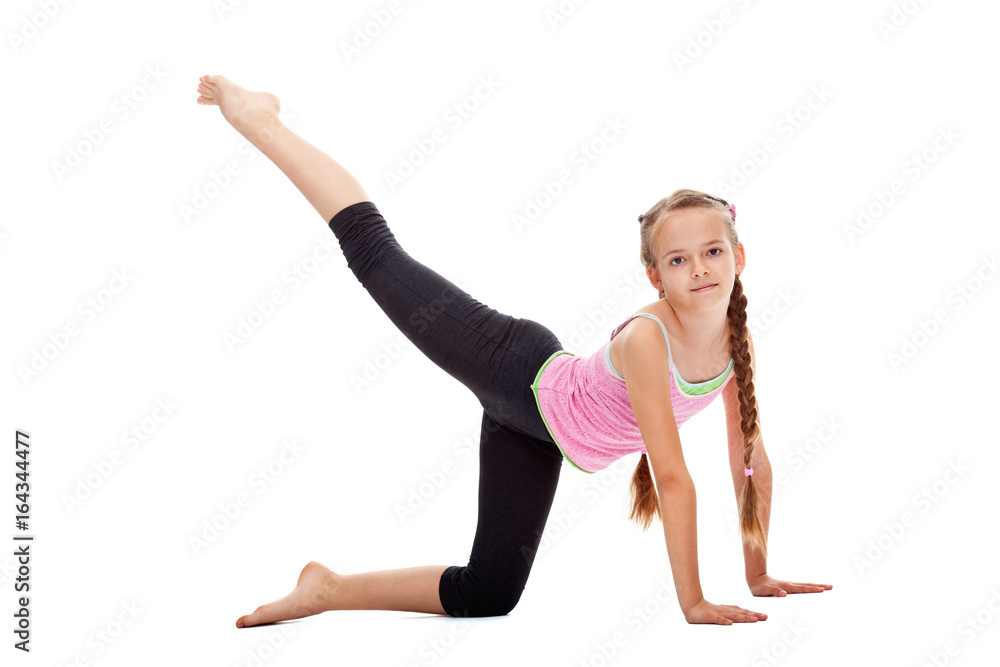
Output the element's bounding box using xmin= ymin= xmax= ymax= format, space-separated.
xmin=722 ymin=333 xmax=833 ymax=596
xmin=728 ymin=417 xmax=772 ymax=583
xmin=742 ymin=460 xmax=772 ymax=583
xmin=622 ymin=318 xmax=767 ymax=624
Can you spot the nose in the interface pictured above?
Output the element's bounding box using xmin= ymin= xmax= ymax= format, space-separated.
xmin=691 ymin=260 xmax=709 ymax=277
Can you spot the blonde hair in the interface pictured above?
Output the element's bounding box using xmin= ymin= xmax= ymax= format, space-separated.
xmin=627 ymin=188 xmax=768 ymax=560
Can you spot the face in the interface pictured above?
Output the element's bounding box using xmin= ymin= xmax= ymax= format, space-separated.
xmin=646 ymin=207 xmax=746 ymax=311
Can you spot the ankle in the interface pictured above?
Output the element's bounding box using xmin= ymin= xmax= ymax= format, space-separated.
xmin=320 ymin=570 xmax=346 ymax=611
xmin=240 ymin=110 xmax=284 ymax=147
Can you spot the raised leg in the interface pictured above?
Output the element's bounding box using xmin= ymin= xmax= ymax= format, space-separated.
xmin=197 ymin=74 xmax=563 ymax=441
xmin=328 ymin=201 xmax=564 ymax=441
xmin=196 ymin=74 xmax=369 ymax=223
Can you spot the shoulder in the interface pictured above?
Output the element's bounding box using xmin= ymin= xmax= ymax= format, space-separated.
xmin=618 ymin=315 xmax=669 ymax=373
xmin=612 ymin=305 xmax=673 ymax=375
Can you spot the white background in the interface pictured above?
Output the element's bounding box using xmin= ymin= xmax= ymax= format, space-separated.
xmin=3 ymin=0 xmax=999 ymax=664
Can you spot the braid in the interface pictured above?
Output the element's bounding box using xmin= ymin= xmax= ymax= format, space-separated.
xmin=726 ymin=275 xmax=768 ymax=559
xmin=727 ymin=277 xmax=761 ymax=449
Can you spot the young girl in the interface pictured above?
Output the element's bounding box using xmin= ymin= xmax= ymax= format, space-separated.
xmin=196 ymin=74 xmax=831 ymax=628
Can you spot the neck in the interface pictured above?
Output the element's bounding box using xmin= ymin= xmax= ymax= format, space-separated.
xmin=664 ymin=301 xmax=730 ymax=353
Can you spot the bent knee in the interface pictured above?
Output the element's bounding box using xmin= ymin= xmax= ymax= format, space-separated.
xmin=439 ymin=565 xmax=526 ymax=617
xmin=448 ymin=591 xmax=523 ymax=618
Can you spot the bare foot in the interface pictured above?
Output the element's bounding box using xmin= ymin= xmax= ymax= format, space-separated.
xmin=235 ymin=561 xmax=339 ymax=628
xmin=195 ymin=74 xmax=281 ymax=138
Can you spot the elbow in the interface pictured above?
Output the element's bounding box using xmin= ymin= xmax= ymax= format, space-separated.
xmin=655 ymin=471 xmax=695 ymax=496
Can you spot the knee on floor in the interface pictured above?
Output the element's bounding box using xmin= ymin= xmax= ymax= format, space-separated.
xmin=440 ymin=566 xmax=526 ymax=618
xmin=448 ymin=591 xmax=522 ymax=618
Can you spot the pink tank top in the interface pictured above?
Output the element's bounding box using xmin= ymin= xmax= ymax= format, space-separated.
xmin=529 ymin=312 xmax=735 ymax=473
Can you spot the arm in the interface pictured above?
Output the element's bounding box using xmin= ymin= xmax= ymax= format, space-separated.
xmin=621 ymin=320 xmax=703 ymax=612
xmin=723 ymin=333 xmax=833 ymax=597
xmin=621 ymin=320 xmax=765 ymax=624
xmin=741 ymin=455 xmax=772 ymax=583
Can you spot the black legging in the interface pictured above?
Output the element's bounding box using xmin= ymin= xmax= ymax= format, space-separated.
xmin=329 ymin=201 xmax=565 ymax=617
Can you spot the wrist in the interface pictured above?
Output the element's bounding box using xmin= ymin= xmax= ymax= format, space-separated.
xmin=679 ymin=598 xmax=703 ymax=616
xmin=678 ymin=592 xmax=704 ymax=613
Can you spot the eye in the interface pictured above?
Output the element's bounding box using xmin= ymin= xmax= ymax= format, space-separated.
xmin=670 ymin=248 xmax=722 ymax=266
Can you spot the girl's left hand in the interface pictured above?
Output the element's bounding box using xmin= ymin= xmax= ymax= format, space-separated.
xmin=748 ymin=573 xmax=832 ymax=597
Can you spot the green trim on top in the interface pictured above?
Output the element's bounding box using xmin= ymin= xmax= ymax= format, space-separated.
xmin=529 ymin=349 xmax=595 ymax=475
xmin=606 ymin=313 xmax=734 ymax=396
xmin=673 ymin=358 xmax=733 ymax=395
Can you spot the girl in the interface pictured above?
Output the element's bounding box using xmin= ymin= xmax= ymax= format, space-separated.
xmin=195 ymin=74 xmax=831 ymax=627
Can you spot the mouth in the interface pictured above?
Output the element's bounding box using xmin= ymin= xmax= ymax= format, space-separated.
xmin=691 ymin=283 xmax=717 ymax=292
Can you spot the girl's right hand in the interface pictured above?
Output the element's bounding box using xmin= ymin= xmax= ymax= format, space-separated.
xmin=684 ymin=598 xmax=767 ymax=625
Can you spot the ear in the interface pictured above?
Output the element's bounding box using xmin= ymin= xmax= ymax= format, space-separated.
xmin=735 ymin=242 xmax=747 ymax=275
xmin=646 ymin=264 xmax=662 ymax=293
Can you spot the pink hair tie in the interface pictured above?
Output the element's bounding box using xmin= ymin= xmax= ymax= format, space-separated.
xmin=729 ymin=204 xmax=737 ymax=219
xmin=744 ymin=467 xmax=753 ymax=477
